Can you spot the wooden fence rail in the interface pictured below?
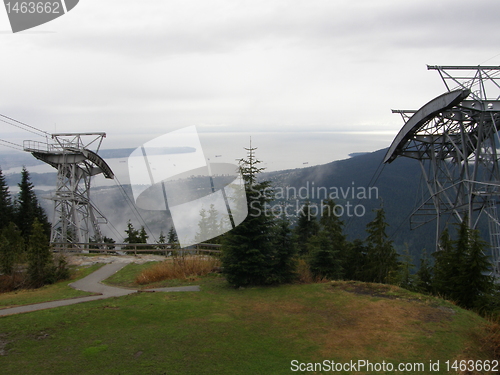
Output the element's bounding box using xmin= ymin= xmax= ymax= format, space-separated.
xmin=51 ymin=242 xmax=222 ymax=256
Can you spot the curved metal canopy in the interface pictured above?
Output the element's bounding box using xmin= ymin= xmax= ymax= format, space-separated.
xmin=384 ymin=88 xmax=470 ymax=164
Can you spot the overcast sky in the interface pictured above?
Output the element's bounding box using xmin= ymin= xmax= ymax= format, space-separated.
xmin=1 ymin=0 xmax=500 ymax=171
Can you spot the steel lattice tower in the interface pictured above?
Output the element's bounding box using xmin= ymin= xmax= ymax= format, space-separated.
xmin=384 ymin=65 xmax=500 ymax=278
xmin=24 ymin=133 xmax=114 ymax=249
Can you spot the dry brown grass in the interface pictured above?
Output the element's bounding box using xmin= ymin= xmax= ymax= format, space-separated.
xmin=135 ymin=255 xmax=221 ymax=284
xmin=483 ymin=318 xmax=500 ymax=360
xmin=296 ymin=259 xmax=314 ymax=283
xmin=296 ymin=258 xmax=330 ymax=284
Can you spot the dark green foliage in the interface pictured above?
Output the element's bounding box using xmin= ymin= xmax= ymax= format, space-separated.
xmin=89 ymin=235 xmax=116 ymax=250
xmin=269 ymin=215 xmax=297 ymax=284
xmin=157 ymin=230 xmax=166 ymax=244
xmin=393 ymin=246 xmax=416 ymax=290
xmin=102 ymin=236 xmax=116 ymax=249
xmin=167 ymin=227 xmax=177 ymax=244
xmin=308 ymin=231 xmax=343 ymax=280
xmin=124 ymin=221 xmax=146 ymax=244
xmin=44 ymin=255 xmax=71 ymax=285
xmin=222 ymin=179 xmax=275 ymax=287
xmin=27 ymin=218 xmax=53 ymax=287
xmin=222 ymin=143 xmax=280 ymax=287
xmin=139 ymin=226 xmax=148 ymax=243
xmin=342 ymin=239 xmax=367 ymax=281
xmin=15 ymin=167 xmax=50 ymax=239
xmin=0 ymin=222 xmax=24 ymax=275
xmin=0 ymin=168 xmax=13 ymax=230
xmin=308 ymin=200 xmax=345 ymax=280
xmin=432 ymin=228 xmax=455 ymax=297
xmin=195 ymin=204 xmax=221 ymax=244
xmin=415 ymin=250 xmax=433 ymax=294
xmin=456 ymin=227 xmax=494 ymax=309
xmin=432 ymin=220 xmax=495 ymax=310
xmin=294 ymin=200 xmax=319 ymax=255
xmin=364 ymin=206 xmax=399 ymax=283
xmin=166 ymin=226 xmax=179 ymax=251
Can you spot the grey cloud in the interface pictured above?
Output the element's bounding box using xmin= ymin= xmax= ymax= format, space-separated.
xmin=34 ymin=0 xmax=500 ymax=60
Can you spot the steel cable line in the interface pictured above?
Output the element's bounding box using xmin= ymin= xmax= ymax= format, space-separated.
xmin=0 ymin=118 xmax=47 ymax=139
xmin=0 ymin=138 xmax=24 ymax=151
xmin=344 ymin=158 xmax=386 ymax=231
xmin=112 ymin=175 xmax=158 ymax=243
xmin=0 ymin=113 xmax=50 ymax=138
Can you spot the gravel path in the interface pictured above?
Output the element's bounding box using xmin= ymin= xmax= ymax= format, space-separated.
xmin=0 ymin=257 xmax=199 ymax=317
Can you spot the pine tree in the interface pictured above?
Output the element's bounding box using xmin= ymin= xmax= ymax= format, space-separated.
xmin=415 ymin=250 xmax=433 ymax=294
xmin=294 ymin=200 xmax=319 ymax=255
xmin=222 ymin=141 xmax=276 ymax=287
xmin=365 ymin=206 xmax=399 ymax=283
xmin=342 ymin=239 xmax=367 ymax=281
xmin=138 ymin=226 xmax=148 ymax=243
xmin=269 ymin=214 xmax=297 ymax=284
xmin=459 ymin=228 xmax=494 ymax=309
xmin=432 ymin=227 xmax=455 ymax=297
xmin=158 ymin=230 xmax=166 ymax=244
xmin=0 ymin=168 xmax=14 ymax=231
xmin=15 ymin=167 xmax=50 ymax=239
xmin=0 ymin=222 xmax=24 ymax=275
xmin=308 ymin=231 xmax=343 ymax=280
xmin=195 ymin=204 xmax=221 ymax=243
xmin=167 ymin=226 xmax=178 ymax=246
xmin=27 ymin=218 xmax=52 ymax=287
xmin=393 ymin=245 xmax=416 ymax=290
xmin=123 ymin=221 xmax=141 ymax=248
xmin=308 ymin=200 xmax=345 ymax=280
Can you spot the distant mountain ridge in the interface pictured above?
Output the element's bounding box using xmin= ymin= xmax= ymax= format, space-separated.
xmin=263 ymin=148 xmax=434 ymax=258
xmin=2 ymin=147 xmax=436 ymax=259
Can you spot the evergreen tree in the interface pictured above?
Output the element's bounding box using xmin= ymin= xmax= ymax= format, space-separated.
xmin=102 ymin=236 xmax=116 ymax=250
xmin=364 ymin=206 xmax=399 ymax=283
xmin=0 ymin=222 xmax=24 ymax=275
xmin=158 ymin=230 xmax=166 ymax=244
xmin=308 ymin=231 xmax=343 ymax=280
xmin=432 ymin=219 xmax=495 ymax=310
xmin=195 ymin=204 xmax=221 ymax=243
xmin=459 ymin=228 xmax=494 ymax=309
xmin=138 ymin=226 xmax=148 ymax=243
xmin=342 ymin=239 xmax=367 ymax=281
xmin=415 ymin=250 xmax=433 ymax=294
xmin=294 ymin=200 xmax=319 ymax=255
xmin=269 ymin=214 xmax=297 ymax=284
xmin=393 ymin=245 xmax=417 ymax=290
xmin=432 ymin=227 xmax=455 ymax=297
xmin=222 ymin=142 xmax=276 ymax=287
xmin=0 ymin=168 xmax=13 ymax=230
xmin=167 ymin=226 xmax=178 ymax=247
xmin=15 ymin=167 xmax=50 ymax=239
xmin=123 ymin=221 xmax=141 ymax=248
xmin=449 ymin=218 xmax=470 ymax=302
xmin=27 ymin=218 xmax=52 ymax=287
xmin=308 ymin=200 xmax=345 ymax=280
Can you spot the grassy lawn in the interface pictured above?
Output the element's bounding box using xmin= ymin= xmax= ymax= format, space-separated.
xmin=103 ymin=261 xmax=217 ymax=289
xmin=0 ymin=265 xmax=496 ymax=374
xmin=0 ymin=264 xmax=103 ymax=309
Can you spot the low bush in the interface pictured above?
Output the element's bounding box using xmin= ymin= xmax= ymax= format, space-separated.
xmin=135 ymin=255 xmax=220 ymax=284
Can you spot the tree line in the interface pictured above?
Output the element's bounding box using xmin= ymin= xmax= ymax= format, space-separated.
xmin=219 ymin=146 xmax=498 ymax=315
xmin=0 ymin=167 xmax=67 ymax=290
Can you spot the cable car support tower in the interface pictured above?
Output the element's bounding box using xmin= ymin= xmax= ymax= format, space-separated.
xmin=384 ymin=65 xmax=500 ymax=278
xmin=23 ymin=133 xmax=114 ymax=249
